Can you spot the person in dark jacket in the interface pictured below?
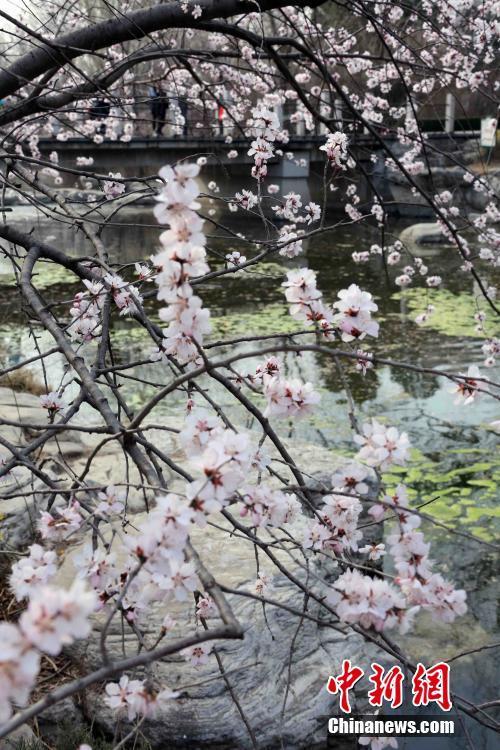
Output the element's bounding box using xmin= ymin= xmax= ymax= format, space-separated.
xmin=89 ymin=98 xmax=110 ymax=134
xmin=149 ymin=86 xmax=169 ymax=136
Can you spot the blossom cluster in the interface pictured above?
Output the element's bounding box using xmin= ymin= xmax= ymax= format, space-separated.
xmin=325 ymin=433 xmax=466 ymax=632
xmin=243 ymin=355 xmax=318 ymax=425
xmin=320 ymin=131 xmax=349 ymax=169
xmin=247 ymin=105 xmax=285 ymax=181
xmin=1 ymin=581 xmax=96 ymax=721
xmin=333 ymin=284 xmax=379 ymax=342
xmin=283 ymin=270 xmax=380 ymax=345
xmin=382 ymin=486 xmax=467 ymax=624
xmin=2 ymin=2 xmax=497 ymax=738
xmin=239 ymin=485 xmax=300 ymax=528
xmin=304 ymin=462 xmax=373 ymax=554
xmin=354 ymin=420 xmax=410 ymax=471
xmin=304 ymin=493 xmax=363 ymax=554
xmin=151 ymin=163 xmax=211 ymax=365
xmin=68 ymin=273 xmax=142 ymax=343
xmin=327 ymin=568 xmax=413 ymax=633
xmin=282 ymin=268 xmax=334 ymax=337
xmin=104 ymin=675 xmax=178 ymax=720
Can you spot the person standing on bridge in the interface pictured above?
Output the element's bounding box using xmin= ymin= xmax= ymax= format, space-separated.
xmin=89 ymin=98 xmax=110 ymax=134
xmin=149 ymin=85 xmax=169 ymax=137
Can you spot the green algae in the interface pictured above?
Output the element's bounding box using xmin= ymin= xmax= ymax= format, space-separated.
xmin=393 ymin=287 xmax=500 ymax=338
xmin=383 ymin=447 xmax=500 ymax=541
xmin=0 ymin=262 xmax=78 ymax=290
xmin=210 ymin=302 xmax=298 ymax=338
xmin=242 ymin=260 xmax=286 ymax=279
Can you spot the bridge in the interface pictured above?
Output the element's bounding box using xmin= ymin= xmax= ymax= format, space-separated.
xmin=35 ymin=132 xmax=482 ymax=216
xmin=37 ymin=132 xmax=477 ymax=171
xmin=38 ymin=134 xmax=340 ymax=174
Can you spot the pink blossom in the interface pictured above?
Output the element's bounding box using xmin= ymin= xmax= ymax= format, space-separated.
xmin=153 ymin=559 xmax=198 ymax=601
xmin=278 ymin=228 xmax=303 ymax=258
xmin=74 ymin=545 xmax=117 ymax=592
xmin=253 ymin=574 xmax=271 ymax=596
xmin=162 ymin=614 xmax=177 ymax=631
xmin=154 ymin=164 xmax=201 ymax=222
xmin=387 ymin=250 xmax=401 ymax=265
xmin=179 ymin=409 xmax=223 ymax=457
xmin=38 ymin=502 xmax=83 ymax=541
xmin=400 ymin=574 xmax=467 ymax=624
xmin=96 ymin=485 xmax=125 ymax=516
xmin=327 ymin=569 xmax=407 ymax=633
xmin=263 ymin=376 xmax=320 ymax=420
xmin=240 ymin=485 xmax=300 ymax=527
xmin=234 ymin=190 xmax=257 ymax=210
xmin=0 ymin=623 xmax=40 ymax=722
xmin=39 ymin=391 xmax=66 ymax=415
xmin=304 ymin=201 xmax=321 ymax=224
xmin=283 ymin=267 xmax=331 ymax=328
xmin=10 ymin=544 xmax=57 ymax=601
xmin=452 ymin=365 xmax=487 ymax=405
xmin=426 ymin=275 xmax=442 ymax=287
xmin=248 ymin=137 xmax=274 ymax=163
xmin=333 ymin=284 xmax=379 ymax=342
xmin=226 ymin=251 xmax=246 ymax=267
xmin=356 ymin=350 xmax=374 ymax=375
xmin=320 ymin=131 xmax=349 ymax=168
xmin=302 ymin=521 xmax=333 ymax=551
xmin=181 ymin=641 xmax=213 ymax=666
xmin=102 ymin=173 xmax=125 ymax=199
xmin=359 ymin=543 xmax=386 ymax=561
xmin=255 ymin=356 xmax=281 ymax=380
xmin=196 ymin=594 xmax=217 ymax=619
xmin=20 ymin=581 xmax=97 ymax=655
xmin=105 ymin=675 xmax=178 ymax=720
xmin=331 ymin=462 xmax=370 ymax=495
xmin=355 ymin=420 xmax=410 ymax=470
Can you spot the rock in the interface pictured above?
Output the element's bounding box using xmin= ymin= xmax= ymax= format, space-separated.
xmin=0 ymin=386 xmax=165 ymax=549
xmin=464 ymin=168 xmax=500 ymax=212
xmin=0 ymin=385 xmax=349 ymax=549
xmin=1 ymin=386 xmax=388 ymax=748
xmin=35 ymin=697 xmax=85 ymax=745
xmin=0 ymin=490 xmax=41 ymax=553
xmin=399 ymin=222 xmax=445 ymax=246
xmin=52 ymin=505 xmax=387 ymax=750
xmin=1 ymin=189 xmax=31 ymax=207
xmin=0 ymin=724 xmax=38 ymax=749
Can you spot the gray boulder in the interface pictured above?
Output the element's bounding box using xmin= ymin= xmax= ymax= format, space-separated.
xmin=399 ymin=222 xmax=446 ymax=246
xmin=52 ymin=507 xmax=387 ymax=750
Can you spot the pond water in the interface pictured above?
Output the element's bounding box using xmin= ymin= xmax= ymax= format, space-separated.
xmin=0 ymin=204 xmax=498 ymax=748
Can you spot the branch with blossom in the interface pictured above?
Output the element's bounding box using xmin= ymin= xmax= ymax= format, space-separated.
xmin=0 ymin=1 xmax=499 ymax=748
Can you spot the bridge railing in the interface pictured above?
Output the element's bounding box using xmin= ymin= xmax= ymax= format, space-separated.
xmin=93 ymin=97 xmax=346 ymax=139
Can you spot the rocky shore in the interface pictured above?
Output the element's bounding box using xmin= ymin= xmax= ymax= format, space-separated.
xmin=0 ymin=386 xmax=387 ymax=748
